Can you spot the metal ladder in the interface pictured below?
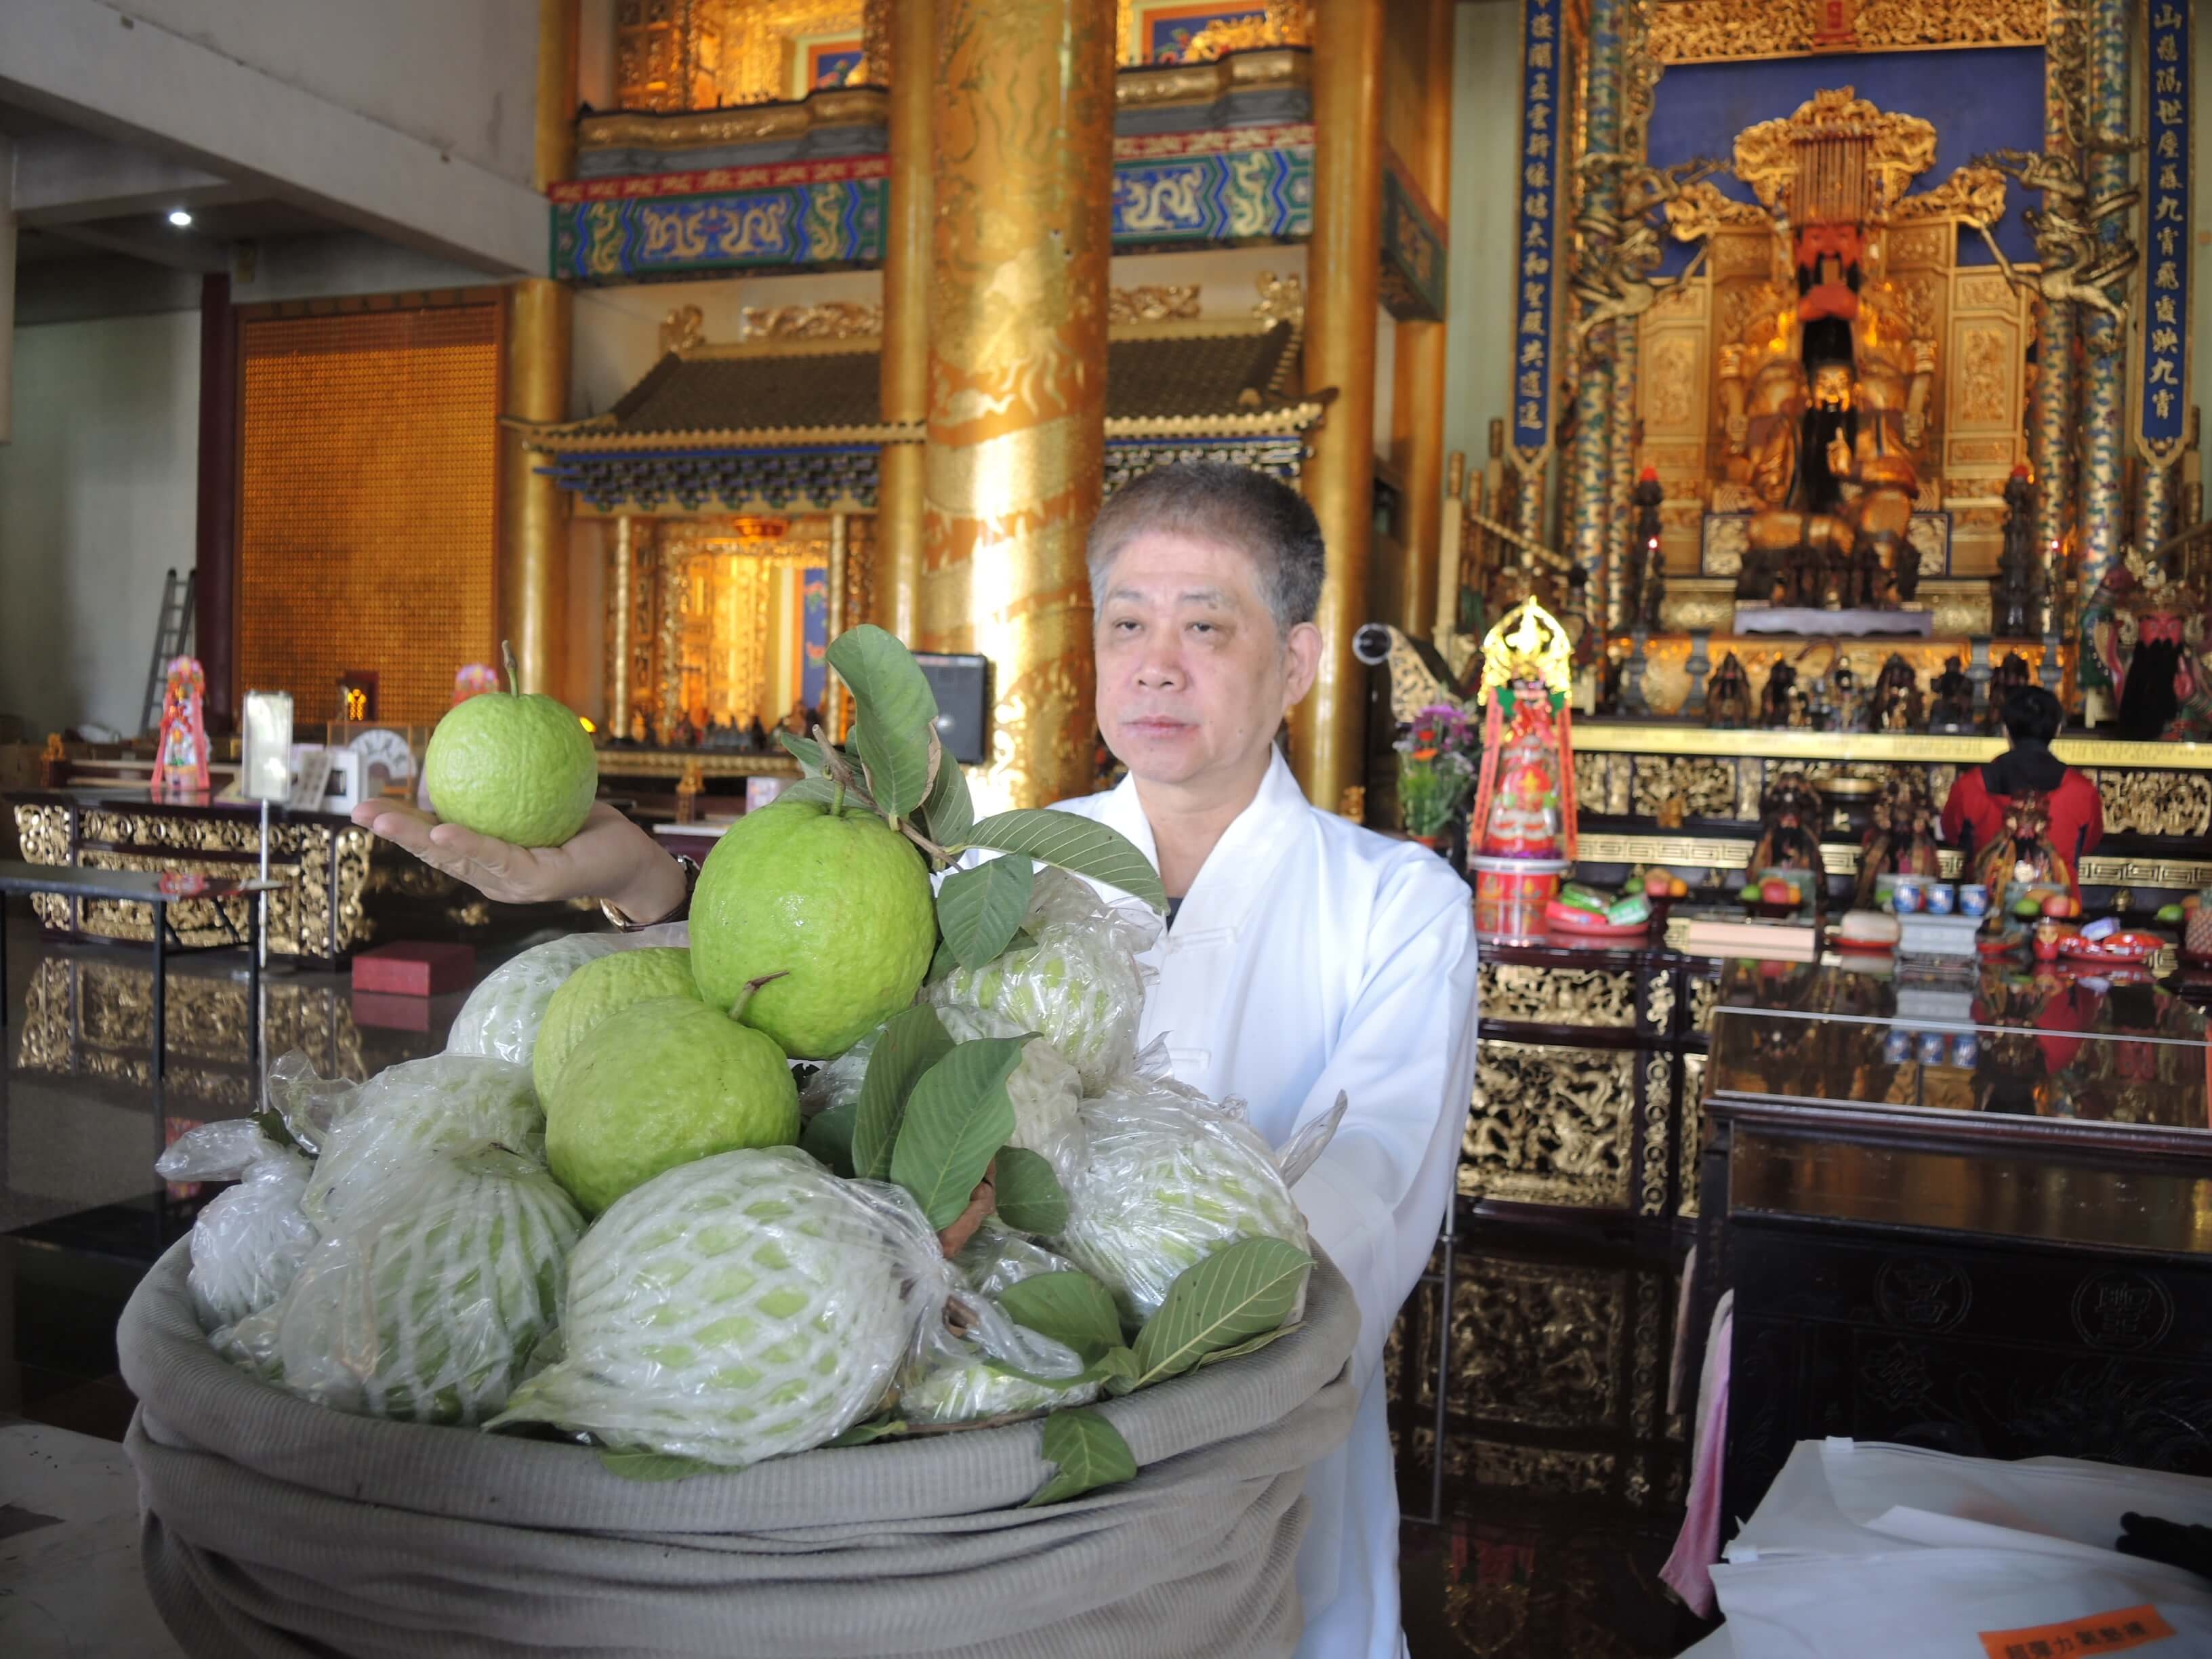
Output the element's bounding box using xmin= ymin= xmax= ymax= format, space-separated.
xmin=140 ymin=568 xmax=197 ymax=735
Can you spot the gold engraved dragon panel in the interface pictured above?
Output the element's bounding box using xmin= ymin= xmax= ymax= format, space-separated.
xmin=1477 ymin=963 xmax=1637 ymax=1029
xmin=1464 ymin=1042 xmax=1636 ymax=1210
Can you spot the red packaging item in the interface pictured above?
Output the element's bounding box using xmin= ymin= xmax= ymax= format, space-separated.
xmin=350 ymin=941 xmax=476 ymax=998
xmin=351 ymin=990 xmax=435 ymax=1032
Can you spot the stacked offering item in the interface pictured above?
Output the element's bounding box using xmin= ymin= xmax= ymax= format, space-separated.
xmin=123 ymin=626 xmax=1358 ymax=1658
xmin=1467 ymin=596 xmax=1578 ymax=943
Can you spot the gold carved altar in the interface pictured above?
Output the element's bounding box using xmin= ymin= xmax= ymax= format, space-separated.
xmin=1637 ymin=89 xmax=2028 ymax=586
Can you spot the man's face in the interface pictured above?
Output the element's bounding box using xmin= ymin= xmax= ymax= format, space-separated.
xmin=1092 ymin=529 xmax=1319 ymax=794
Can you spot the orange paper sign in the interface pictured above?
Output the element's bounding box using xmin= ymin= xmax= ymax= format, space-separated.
xmin=1978 ymin=1604 xmax=2177 ymax=1658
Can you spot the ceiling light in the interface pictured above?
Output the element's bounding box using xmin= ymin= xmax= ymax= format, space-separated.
xmin=167 ymin=208 xmax=193 ymax=228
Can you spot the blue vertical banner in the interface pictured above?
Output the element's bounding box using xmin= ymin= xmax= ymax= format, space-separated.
xmin=2141 ymin=0 xmax=2190 ymax=462
xmin=1511 ymin=0 xmax=1563 ymax=461
xmin=801 ymin=568 xmax=829 ymax=710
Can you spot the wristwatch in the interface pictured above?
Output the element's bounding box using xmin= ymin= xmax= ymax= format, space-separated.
xmin=600 ymin=853 xmax=701 ymax=932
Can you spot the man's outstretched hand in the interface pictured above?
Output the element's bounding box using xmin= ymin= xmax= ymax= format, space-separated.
xmin=350 ymin=800 xmax=689 ymax=923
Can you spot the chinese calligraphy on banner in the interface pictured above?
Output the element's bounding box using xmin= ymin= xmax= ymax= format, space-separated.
xmin=2140 ymin=0 xmax=2189 ymax=462
xmin=1511 ymin=0 xmax=1563 ymax=458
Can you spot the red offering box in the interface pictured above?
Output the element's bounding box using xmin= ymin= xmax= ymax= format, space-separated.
xmin=352 ymin=941 xmax=477 ymax=998
xmin=352 ymin=990 xmax=435 ymax=1031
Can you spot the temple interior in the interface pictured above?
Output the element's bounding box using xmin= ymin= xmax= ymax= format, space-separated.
xmin=5 ymin=2 xmax=2212 ymax=1655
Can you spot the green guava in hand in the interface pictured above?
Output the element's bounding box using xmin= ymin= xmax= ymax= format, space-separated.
xmin=533 ymin=947 xmax=699 ymax=1099
xmin=424 ymin=688 xmax=598 ymax=847
xmin=544 ymin=995 xmax=800 ymax=1215
xmin=689 ymin=800 xmax=935 ymax=1059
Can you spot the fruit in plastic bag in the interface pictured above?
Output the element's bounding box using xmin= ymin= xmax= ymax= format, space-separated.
xmin=931 ymin=869 xmax=1157 ymax=1092
xmin=690 ymin=800 xmax=936 ymax=1059
xmin=247 ymin=1143 xmax=583 ymax=1425
xmin=936 ymin=1003 xmax=1086 ymax=1187
xmin=899 ymin=1225 xmax=1097 ymax=1425
xmin=422 ymin=686 xmax=599 ymax=847
xmin=157 ymin=1121 xmax=318 ymax=1332
xmin=446 ymin=933 xmax=627 ymax=1065
xmin=533 ymin=945 xmax=699 ymax=1098
xmin=491 ymin=1147 xmax=945 ymax=1466
xmin=1057 ymin=1082 xmax=1306 ymax=1325
xmin=302 ymin=1054 xmax=543 ymax=1227
xmin=544 ymin=996 xmax=800 ymax=1216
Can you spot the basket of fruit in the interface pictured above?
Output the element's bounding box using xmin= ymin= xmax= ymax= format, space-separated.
xmin=116 ymin=630 xmax=1360 ymax=1659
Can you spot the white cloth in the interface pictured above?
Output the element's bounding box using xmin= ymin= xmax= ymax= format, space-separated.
xmin=1053 ymin=751 xmax=1482 ymax=1659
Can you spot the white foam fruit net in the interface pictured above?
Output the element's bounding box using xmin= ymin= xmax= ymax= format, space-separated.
xmin=491 ymin=1146 xmax=947 ymax=1467
xmin=300 ymin=1053 xmax=544 ymax=1227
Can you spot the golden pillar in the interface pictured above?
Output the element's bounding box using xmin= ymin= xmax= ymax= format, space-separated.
xmin=879 ymin=0 xmax=933 ymax=646
xmin=825 ymin=510 xmax=850 ymax=737
xmin=1295 ymin=0 xmax=1385 ymax=812
xmin=1389 ymin=0 xmax=1454 ymax=641
xmin=536 ymin=0 xmax=578 ymax=188
xmin=921 ymin=0 xmax=1115 ymax=810
xmin=501 ymin=282 xmax=574 ymax=699
xmin=609 ymin=514 xmax=636 ymax=736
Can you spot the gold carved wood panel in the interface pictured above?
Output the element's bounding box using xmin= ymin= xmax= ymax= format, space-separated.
xmin=1630 ymin=757 xmax=1738 ymax=819
xmin=1477 ymin=963 xmax=1637 ymax=1028
xmin=2093 ymin=771 xmax=2212 ymax=838
xmin=1465 ymin=1041 xmax=1637 ymax=1210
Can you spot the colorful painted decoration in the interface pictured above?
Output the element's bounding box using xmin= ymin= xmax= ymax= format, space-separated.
xmin=151 ymin=656 xmax=211 ymax=798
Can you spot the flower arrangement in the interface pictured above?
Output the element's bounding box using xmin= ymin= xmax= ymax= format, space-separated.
xmin=1395 ymin=701 xmax=1480 ymax=840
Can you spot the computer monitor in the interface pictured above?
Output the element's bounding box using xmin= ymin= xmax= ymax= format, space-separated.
xmin=913 ymin=652 xmax=991 ymax=766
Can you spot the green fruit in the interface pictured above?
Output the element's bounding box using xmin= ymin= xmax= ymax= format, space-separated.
xmin=490 ymin=1146 xmax=930 ymax=1465
xmin=533 ymin=947 xmax=699 ymax=1099
xmin=2157 ymin=903 xmax=2186 ymax=925
xmin=544 ymin=996 xmax=800 ymax=1215
xmin=424 ymin=689 xmax=598 ymax=846
xmin=2013 ymin=896 xmax=2045 ymax=918
xmin=690 ymin=801 xmax=935 ymax=1059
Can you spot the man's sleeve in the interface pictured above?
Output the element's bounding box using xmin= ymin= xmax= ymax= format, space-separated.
xmin=2070 ymin=770 xmax=2105 ymax=856
xmin=1939 ymin=770 xmax=1978 ymax=846
xmin=1285 ymin=861 xmax=1480 ymax=1391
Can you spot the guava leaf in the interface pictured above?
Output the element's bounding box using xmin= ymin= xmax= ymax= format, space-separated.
xmin=852 ymin=1004 xmax=956 ymax=1181
xmin=852 ymin=718 xmax=932 ymax=820
xmin=596 ymin=1448 xmax=725 ymax=1482
xmin=777 ymin=731 xmax=826 ymax=775
xmin=827 ymin=624 xmax=939 ymax=741
xmin=800 ymin=1100 xmax=858 ymax=1176
xmin=962 ymin=811 xmax=1167 ymax=913
xmin=1195 ymin=1323 xmax=1300 ymax=1368
xmin=928 ymin=937 xmax=959 ymax=983
xmin=997 ymin=1269 xmax=1123 ymax=1364
xmin=890 ymin=1037 xmax=1025 ymax=1227
xmin=991 ymin=1145 xmax=1071 ymax=1235
xmin=920 ymin=745 xmax=976 ymax=846
xmin=1130 ymin=1237 xmax=1312 ymax=1388
xmin=825 ymin=1414 xmax=909 ymax=1448
xmin=1025 ymin=1408 xmax=1137 ymax=1507
xmin=776 ymin=775 xmax=876 ymax=815
xmin=937 ymin=855 xmax=1035 ymax=970
xmin=1088 ymin=1345 xmax=1143 ymax=1394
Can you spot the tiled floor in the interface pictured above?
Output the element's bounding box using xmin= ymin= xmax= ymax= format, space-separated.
xmin=1 ymin=905 xmax=1710 ymax=1656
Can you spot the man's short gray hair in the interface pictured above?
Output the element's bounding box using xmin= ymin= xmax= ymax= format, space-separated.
xmin=1086 ymin=462 xmax=1326 ymax=636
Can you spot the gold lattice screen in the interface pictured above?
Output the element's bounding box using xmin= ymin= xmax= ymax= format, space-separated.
xmin=237 ymin=304 xmax=500 ymax=725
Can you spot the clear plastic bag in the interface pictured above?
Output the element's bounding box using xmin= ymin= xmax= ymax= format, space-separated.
xmin=937 ymin=1003 xmax=1088 ymax=1188
xmin=264 ymin=1049 xmax=365 ymax=1157
xmin=1058 ymin=1078 xmax=1308 ymax=1325
xmin=445 ymin=928 xmax=684 ymax=1065
xmin=490 ymin=1145 xmax=954 ymax=1467
xmin=799 ymin=1023 xmax=880 ymax=1116
xmin=899 ymin=1224 xmax=1096 ymax=1426
xmin=932 ymin=869 xmax=1159 ymax=1093
xmin=157 ymin=1121 xmax=318 ymax=1333
xmin=300 ymin=1053 xmax=543 ymax=1227
xmin=231 ymin=1143 xmax=583 ymax=1425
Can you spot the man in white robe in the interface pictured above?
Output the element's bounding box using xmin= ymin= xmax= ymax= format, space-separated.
xmin=356 ymin=461 xmax=1480 ymax=1658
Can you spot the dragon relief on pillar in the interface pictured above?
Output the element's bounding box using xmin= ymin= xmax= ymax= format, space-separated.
xmin=1658 ymin=88 xmax=2011 ymax=612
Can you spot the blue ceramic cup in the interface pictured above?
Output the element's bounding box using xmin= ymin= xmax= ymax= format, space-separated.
xmin=1959 ymin=884 xmax=1991 ymax=919
xmin=1927 ymin=882 xmax=1957 ymax=916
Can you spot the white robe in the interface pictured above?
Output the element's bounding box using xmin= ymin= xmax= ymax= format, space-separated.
xmin=1052 ymin=750 xmax=1481 ymax=1659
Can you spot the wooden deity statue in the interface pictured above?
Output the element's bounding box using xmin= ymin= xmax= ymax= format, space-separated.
xmin=1822 ymin=655 xmax=1865 ymax=731
xmin=1758 ymin=659 xmax=1808 ymax=728
xmin=150 ymin=656 xmax=209 ymax=798
xmin=1929 ymin=656 xmax=1974 ymax=732
xmin=1468 ymin=598 xmax=1579 ymax=863
xmin=1747 ymin=774 xmax=1829 ymax=919
xmin=1856 ymin=773 xmax=1942 ymax=909
xmin=2083 ymin=547 xmax=2212 ymax=740
xmin=1994 ymin=466 xmax=2041 ymax=638
xmin=1626 ymin=468 xmax=1667 ymax=632
xmin=1706 ymin=653 xmax=1753 ymax=729
xmin=1868 ymin=654 xmax=1923 ymax=731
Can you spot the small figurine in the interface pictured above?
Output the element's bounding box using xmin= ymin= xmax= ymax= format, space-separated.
xmin=1825 ymin=656 xmax=1864 ymax=731
xmin=1759 ymin=660 xmax=1808 ymax=729
xmin=671 ymin=712 xmax=699 ymax=749
xmin=1628 ymin=469 xmax=1667 ymax=632
xmin=674 ymin=759 xmax=705 ymax=825
xmin=1467 ymin=598 xmax=1580 ymax=863
xmin=1994 ymin=466 xmax=2040 ymax=637
xmin=1984 ymin=652 xmax=2034 ymax=733
xmin=39 ymin=731 xmax=68 ymax=789
xmin=1928 ymin=655 xmax=1974 ymax=732
xmin=1706 ymin=653 xmax=1753 ymax=729
xmin=630 ymin=708 xmax=649 ymax=745
xmin=1868 ymin=654 xmax=1923 ymax=731
xmin=1855 ymin=773 xmax=1942 ymax=909
xmin=746 ymin=715 xmax=769 ymax=752
xmin=1746 ymin=774 xmax=1828 ymax=919
xmin=150 ymin=656 xmax=210 ymax=798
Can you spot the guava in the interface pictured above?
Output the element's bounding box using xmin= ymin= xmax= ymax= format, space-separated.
xmin=544 ymin=995 xmax=800 ymax=1215
xmin=490 ymin=1146 xmax=937 ymax=1465
xmin=301 ymin=1053 xmax=544 ymax=1226
xmin=447 ymin=933 xmax=626 ymax=1065
xmin=690 ymin=800 xmax=935 ymax=1059
xmin=533 ymin=946 xmax=699 ymax=1098
xmin=424 ymin=687 xmax=598 ymax=847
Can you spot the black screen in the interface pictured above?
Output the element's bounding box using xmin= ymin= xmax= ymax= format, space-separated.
xmin=914 ymin=652 xmax=991 ymax=766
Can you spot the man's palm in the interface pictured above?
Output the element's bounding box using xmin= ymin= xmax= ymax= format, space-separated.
xmin=350 ymin=800 xmax=666 ymax=908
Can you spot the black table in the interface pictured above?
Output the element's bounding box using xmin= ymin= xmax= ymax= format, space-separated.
xmin=1 ymin=859 xmax=287 ymax=1080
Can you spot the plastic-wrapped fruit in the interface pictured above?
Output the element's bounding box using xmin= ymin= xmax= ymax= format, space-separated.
xmin=533 ymin=946 xmax=699 ymax=1099
xmin=899 ymin=1225 xmax=1095 ymax=1426
xmin=252 ymin=1145 xmax=583 ymax=1425
xmin=1057 ymin=1080 xmax=1306 ymax=1325
xmin=155 ymin=1121 xmax=318 ymax=1332
xmin=933 ymin=872 xmax=1157 ymax=1092
xmin=446 ymin=933 xmax=627 ymax=1065
xmin=490 ymin=1147 xmax=943 ymax=1467
xmin=936 ymin=1003 xmax=1087 ymax=1187
xmin=302 ymin=1054 xmax=543 ymax=1226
